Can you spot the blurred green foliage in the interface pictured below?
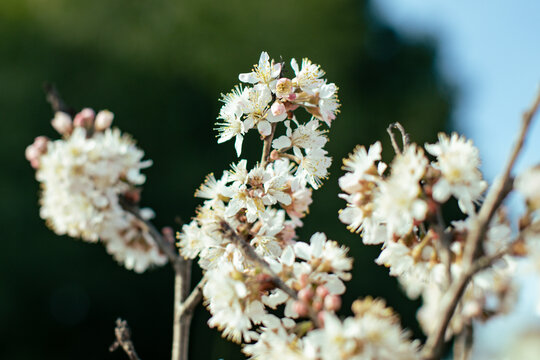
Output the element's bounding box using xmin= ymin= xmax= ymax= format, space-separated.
xmin=0 ymin=0 xmax=453 ymax=359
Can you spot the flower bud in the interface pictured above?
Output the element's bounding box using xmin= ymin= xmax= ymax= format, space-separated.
xmin=51 ymin=112 xmax=73 ymax=135
xmin=317 ymin=311 xmax=326 ymax=327
xmin=25 ymin=136 xmax=49 ymax=169
xmin=256 ymin=273 xmax=276 ymax=292
xmin=270 ymin=150 xmax=280 ymax=161
xmin=293 ymin=301 xmax=309 ymax=317
xmin=73 ymin=108 xmax=95 ymax=128
xmin=298 ymin=273 xmax=309 ymax=288
xmin=271 ymin=101 xmax=286 ymax=116
xmin=315 ymin=285 xmax=329 ymax=299
xmin=298 ymin=287 xmax=314 ymax=303
xmin=94 ymin=110 xmax=114 ymax=131
xmin=312 ymin=299 xmax=323 ymax=312
xmin=324 ymin=295 xmax=341 ymax=311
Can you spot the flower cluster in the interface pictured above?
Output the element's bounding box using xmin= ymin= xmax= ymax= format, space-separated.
xmin=338 ymin=133 xmax=520 ymax=337
xmin=26 ymin=109 xmax=166 ymax=273
xmin=243 ymin=297 xmax=420 ymax=360
xmin=215 ymin=51 xmax=338 ymax=189
xmin=178 ymin=52 xmax=418 ymax=357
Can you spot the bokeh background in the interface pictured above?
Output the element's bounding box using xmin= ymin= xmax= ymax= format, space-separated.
xmin=0 ymin=0 xmax=536 ymax=359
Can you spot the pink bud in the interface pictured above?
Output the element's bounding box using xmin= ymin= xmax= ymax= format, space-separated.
xmin=94 ymin=110 xmax=114 ymax=131
xmin=317 ymin=311 xmax=326 ymax=327
xmin=287 ymin=93 xmax=297 ymax=101
xmin=25 ymin=136 xmax=49 ymax=168
xmin=33 ymin=136 xmax=49 ymax=153
xmin=270 ymin=150 xmax=280 ymax=161
xmin=25 ymin=144 xmax=38 ymax=162
xmin=299 ymin=274 xmax=309 ymax=288
xmin=30 ymin=158 xmax=40 ymax=169
xmin=293 ymin=301 xmax=309 ymax=317
xmin=271 ymin=101 xmax=286 ymax=116
xmin=51 ymin=112 xmax=73 ymax=135
xmin=324 ymin=295 xmax=341 ymax=311
xmin=315 ymin=286 xmax=329 ymax=299
xmin=73 ymin=108 xmax=95 ymax=128
xmin=312 ymin=299 xmax=323 ymax=312
xmin=298 ymin=287 xmax=314 ymax=303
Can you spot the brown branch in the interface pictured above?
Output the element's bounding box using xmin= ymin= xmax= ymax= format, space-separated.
xmin=386 ymin=122 xmax=410 ymax=154
xmin=453 ymin=324 xmax=473 ymax=360
xmin=279 ymin=152 xmax=301 ymax=163
xmin=121 ymin=202 xmax=183 ymax=269
xmin=261 ymin=123 xmax=278 ymax=167
xmin=110 ymin=318 xmax=141 ymax=360
xmin=172 ymin=260 xmax=192 ymax=360
xmin=121 ymin=203 xmax=201 ymax=360
xmin=422 ymin=88 xmax=540 ymax=360
xmin=177 ymin=276 xmax=207 ymax=319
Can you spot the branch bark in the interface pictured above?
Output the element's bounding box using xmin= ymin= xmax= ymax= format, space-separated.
xmin=123 ymin=204 xmax=202 ymax=360
xmin=386 ymin=122 xmax=410 ymax=154
xmin=261 ymin=123 xmax=278 ymax=167
xmin=110 ymin=318 xmax=141 ymax=360
xmin=421 ymin=88 xmax=540 ymax=360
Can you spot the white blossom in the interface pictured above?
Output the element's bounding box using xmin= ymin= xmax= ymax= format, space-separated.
xmin=36 ymin=125 xmax=165 ymax=272
xmin=425 ymin=133 xmax=487 ymax=214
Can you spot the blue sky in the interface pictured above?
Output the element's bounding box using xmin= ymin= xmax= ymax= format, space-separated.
xmin=372 ymin=1 xmax=540 ymax=357
xmin=372 ymin=0 xmax=540 ymax=181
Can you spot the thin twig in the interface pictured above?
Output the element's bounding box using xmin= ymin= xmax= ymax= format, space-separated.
xmin=434 ymin=207 xmax=452 ymax=287
xmin=110 ymin=318 xmax=141 ymax=360
xmin=43 ymin=83 xmax=75 ymax=116
xmin=422 ymin=88 xmax=540 ymax=360
xmin=121 ymin=202 xmax=199 ymax=360
xmin=172 ymin=260 xmax=192 ymax=360
xmin=386 ymin=122 xmax=410 ymax=154
xmin=261 ymin=123 xmax=278 ymax=167
xmin=219 ymin=219 xmax=321 ymax=327
xmin=177 ymin=276 xmax=207 ymax=319
xmin=279 ymin=152 xmax=301 ymax=163
xmin=453 ymin=324 xmax=473 ymax=360
xmin=121 ymin=202 xmax=183 ymax=269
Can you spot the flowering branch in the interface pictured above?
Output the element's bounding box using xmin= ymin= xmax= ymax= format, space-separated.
xmin=421 ymin=87 xmax=540 ymax=360
xmin=122 ymin=202 xmax=183 ymax=268
xmin=218 ymin=219 xmax=321 ymax=327
xmin=109 ymin=318 xmax=141 ymax=360
xmin=36 ymin=86 xmax=204 ymax=360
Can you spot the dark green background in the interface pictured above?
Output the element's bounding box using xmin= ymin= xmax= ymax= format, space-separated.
xmin=0 ymin=0 xmax=454 ymax=358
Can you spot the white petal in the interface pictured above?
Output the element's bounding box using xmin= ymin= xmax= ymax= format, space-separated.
xmin=294 ymin=242 xmax=311 ymax=261
xmin=281 ymin=246 xmax=295 ymax=266
xmin=239 ymin=72 xmax=258 ymax=84
xmin=272 ymin=136 xmax=291 ymax=150
xmin=266 ymin=111 xmax=287 ymax=123
xmin=234 ymin=135 xmax=244 ymax=157
xmin=257 ymin=120 xmax=271 ymax=136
